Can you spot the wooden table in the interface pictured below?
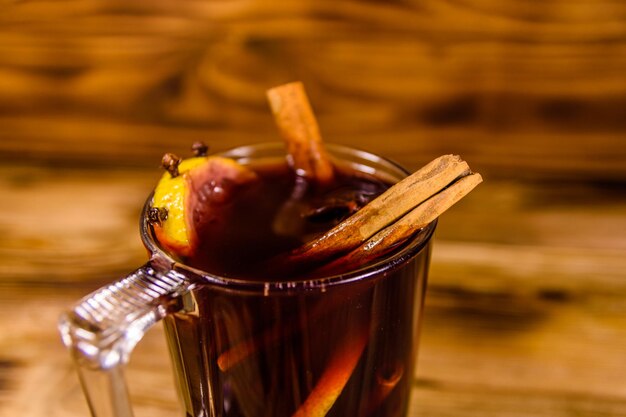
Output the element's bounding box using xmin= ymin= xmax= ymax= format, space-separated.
xmin=1 ymin=0 xmax=625 ymax=415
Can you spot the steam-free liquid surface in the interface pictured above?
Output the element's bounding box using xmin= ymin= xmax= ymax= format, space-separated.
xmin=185 ymin=161 xmax=390 ymax=279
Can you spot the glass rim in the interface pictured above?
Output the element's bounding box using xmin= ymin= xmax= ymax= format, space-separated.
xmin=140 ymin=142 xmax=437 ymax=294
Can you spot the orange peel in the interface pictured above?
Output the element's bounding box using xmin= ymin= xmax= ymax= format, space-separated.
xmin=292 ymin=324 xmax=368 ymax=417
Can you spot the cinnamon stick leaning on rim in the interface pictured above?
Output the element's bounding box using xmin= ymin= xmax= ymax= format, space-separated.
xmin=279 ymin=155 xmax=481 ymax=271
xmin=315 ymin=171 xmax=482 ymax=274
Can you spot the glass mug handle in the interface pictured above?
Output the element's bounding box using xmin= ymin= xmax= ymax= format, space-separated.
xmin=59 ymin=262 xmax=189 ymax=417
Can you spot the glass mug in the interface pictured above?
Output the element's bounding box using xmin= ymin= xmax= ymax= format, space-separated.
xmin=59 ymin=143 xmax=436 ymax=417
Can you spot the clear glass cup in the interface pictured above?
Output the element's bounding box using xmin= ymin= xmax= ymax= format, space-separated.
xmin=59 ymin=143 xmax=436 ymax=417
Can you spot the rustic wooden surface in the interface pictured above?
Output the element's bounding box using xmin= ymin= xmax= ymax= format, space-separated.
xmin=1 ymin=0 xmax=625 ymax=416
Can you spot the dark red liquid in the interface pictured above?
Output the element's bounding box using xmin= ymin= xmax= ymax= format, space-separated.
xmin=163 ymin=160 xmax=433 ymax=417
xmin=185 ymin=161 xmax=390 ymax=279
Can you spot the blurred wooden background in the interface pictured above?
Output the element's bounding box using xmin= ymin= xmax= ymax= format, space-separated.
xmin=1 ymin=0 xmax=625 ymax=416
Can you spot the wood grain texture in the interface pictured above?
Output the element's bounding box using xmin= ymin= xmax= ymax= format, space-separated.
xmin=0 ymin=0 xmax=625 ymax=415
xmin=0 ymin=0 xmax=625 ymax=180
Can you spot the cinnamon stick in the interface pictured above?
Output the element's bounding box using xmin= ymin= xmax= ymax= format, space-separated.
xmin=266 ymin=82 xmax=334 ymax=185
xmin=316 ymin=172 xmax=483 ymax=273
xmin=282 ymin=154 xmax=472 ymax=267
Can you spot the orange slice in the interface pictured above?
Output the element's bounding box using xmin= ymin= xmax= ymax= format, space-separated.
xmin=292 ymin=324 xmax=368 ymax=417
xmin=151 ymin=155 xmax=258 ymax=257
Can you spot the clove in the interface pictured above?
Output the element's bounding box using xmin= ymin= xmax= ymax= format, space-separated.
xmin=161 ymin=153 xmax=182 ymax=178
xmin=147 ymin=207 xmax=168 ymax=225
xmin=191 ymin=141 xmax=209 ymax=157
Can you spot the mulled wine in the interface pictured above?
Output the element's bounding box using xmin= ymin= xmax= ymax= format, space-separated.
xmin=158 ymin=146 xmax=434 ymax=417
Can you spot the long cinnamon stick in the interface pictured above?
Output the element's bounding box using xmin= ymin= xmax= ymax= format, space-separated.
xmin=316 ymin=172 xmax=483 ymax=274
xmin=267 ymin=82 xmax=334 ymax=185
xmin=283 ymin=154 xmax=472 ymax=267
